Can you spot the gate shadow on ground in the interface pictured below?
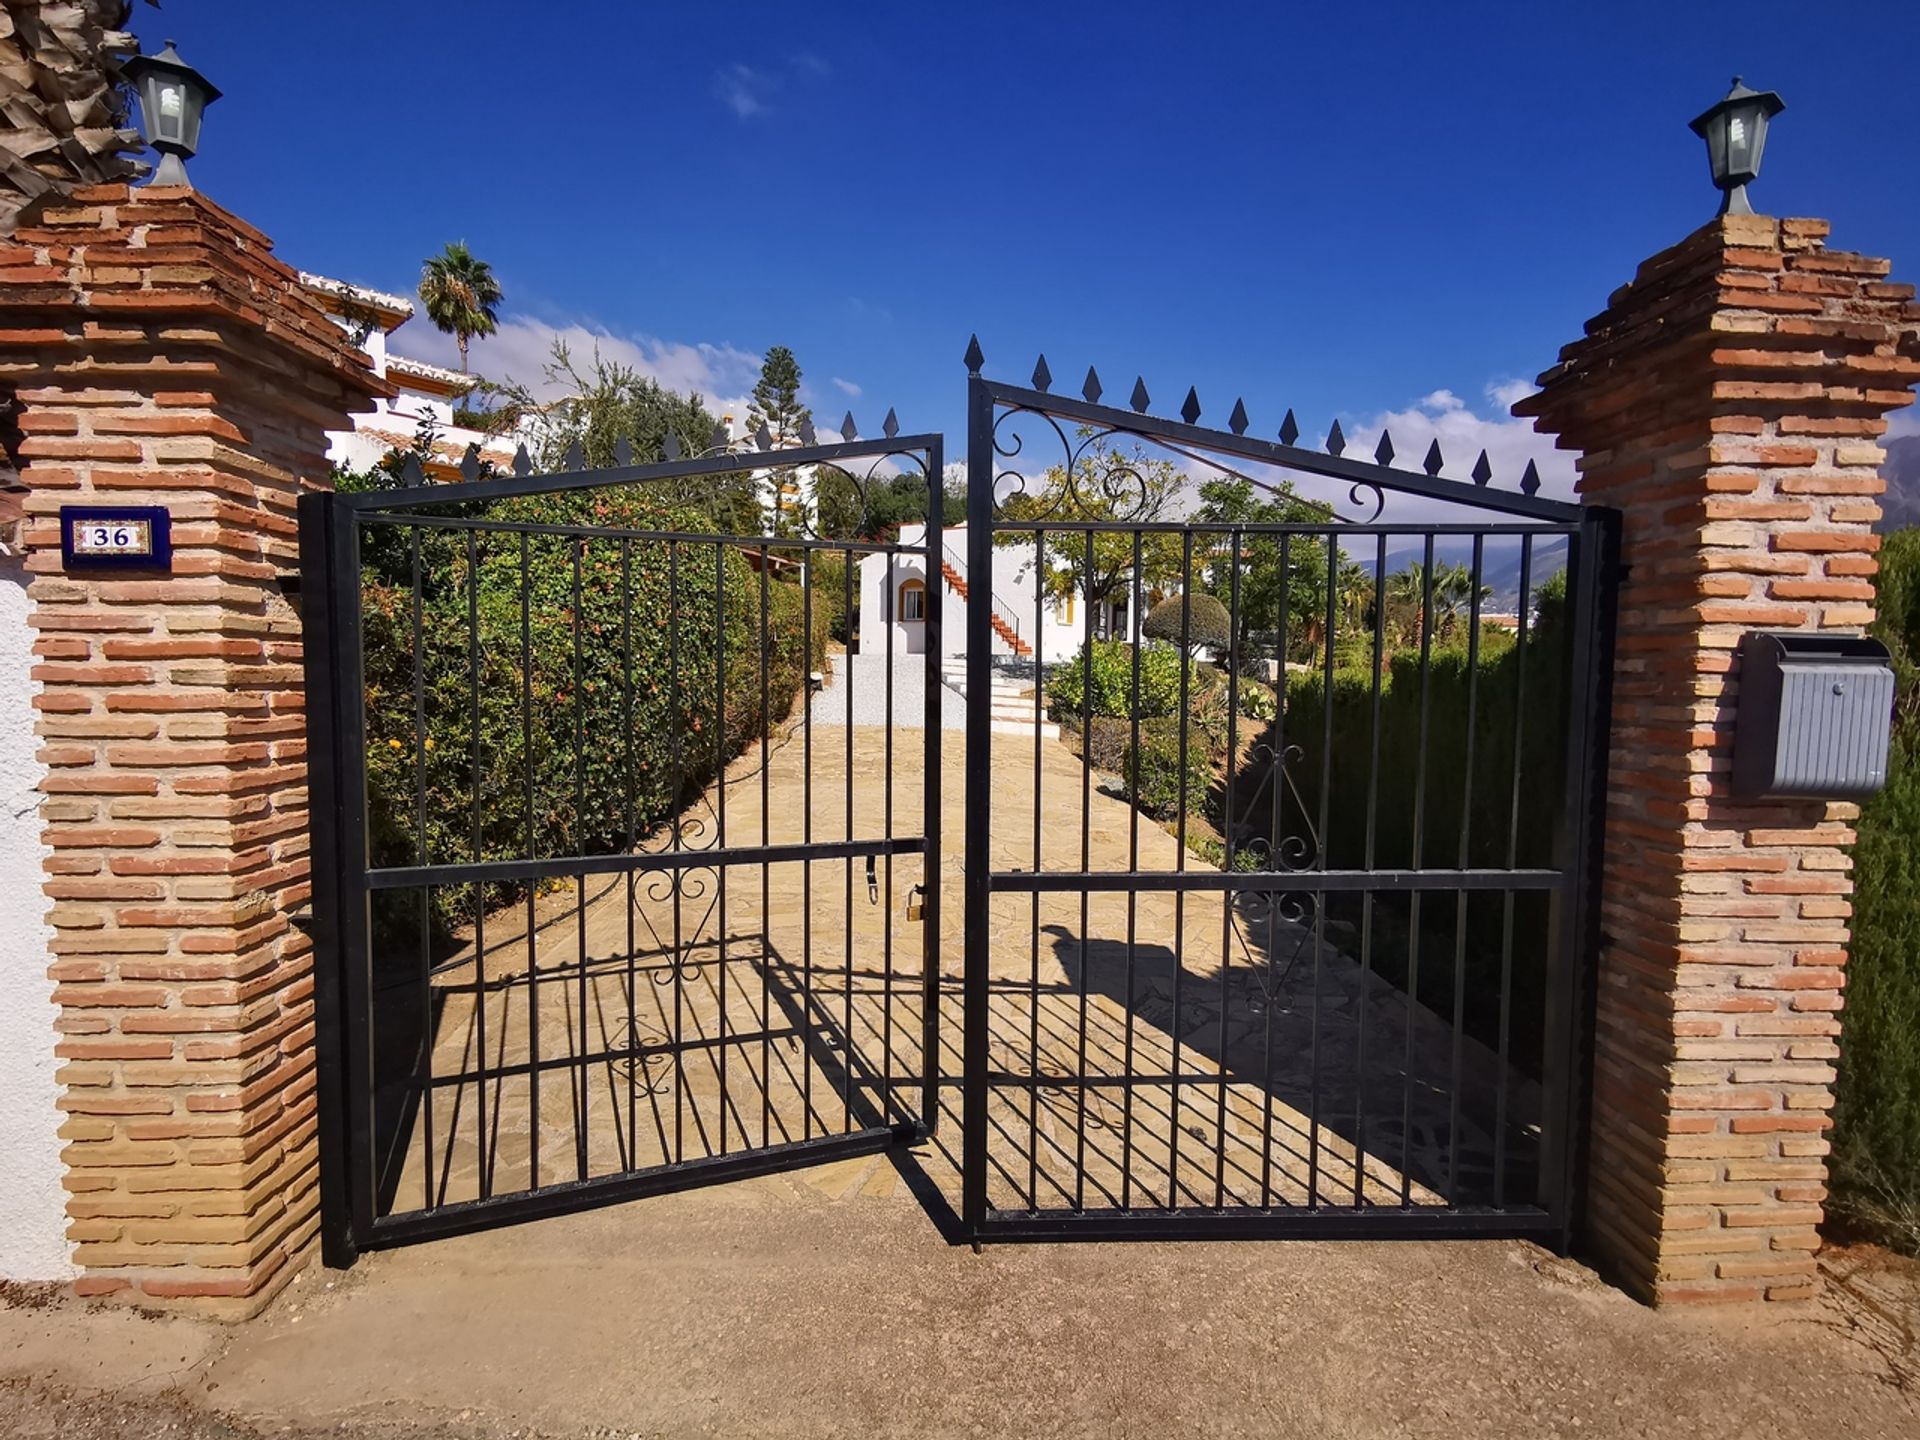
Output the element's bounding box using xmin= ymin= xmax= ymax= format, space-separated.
xmin=1031 ymin=908 xmax=1540 ymax=1211
xmin=369 ymin=903 xmax=1537 ymax=1236
xmin=373 ymin=924 xmax=957 ymax=1231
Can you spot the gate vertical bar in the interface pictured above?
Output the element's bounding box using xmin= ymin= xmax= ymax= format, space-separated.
xmin=307 ymin=491 xmax=377 ymax=1255
xmin=922 ymin=436 xmax=945 ymax=1133
xmin=962 ymin=367 xmax=994 ymax=1234
xmin=299 ymin=491 xmax=358 ymax=1267
xmin=333 ymin=506 xmax=377 ymax=1245
xmin=1537 ymin=508 xmax=1621 ymax=1245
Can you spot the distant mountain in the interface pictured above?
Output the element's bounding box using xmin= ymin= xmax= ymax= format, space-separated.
xmin=1378 ymin=534 xmax=1569 ymax=614
xmin=1881 ymin=434 xmax=1920 ymax=532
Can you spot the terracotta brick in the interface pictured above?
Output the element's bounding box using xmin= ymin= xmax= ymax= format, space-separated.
xmin=8 ymin=185 xmax=388 ymax=1317
xmin=1518 ymin=213 xmax=1916 ymax=1308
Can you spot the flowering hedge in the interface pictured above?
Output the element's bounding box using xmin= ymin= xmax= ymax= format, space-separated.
xmin=352 ymin=484 xmax=824 ymax=935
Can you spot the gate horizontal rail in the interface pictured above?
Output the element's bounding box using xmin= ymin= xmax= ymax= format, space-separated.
xmin=990 ymin=868 xmax=1564 ymax=893
xmin=364 ymin=836 xmax=927 ymax=890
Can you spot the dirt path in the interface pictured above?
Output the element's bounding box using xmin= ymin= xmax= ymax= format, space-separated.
xmin=2 ymin=1232 xmax=1915 ymax=1438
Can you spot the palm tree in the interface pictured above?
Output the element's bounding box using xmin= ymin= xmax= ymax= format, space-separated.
xmin=0 ymin=3 xmax=148 ymax=233
xmin=417 ymin=242 xmax=502 ymax=374
xmin=1335 ymin=558 xmax=1374 ymax=635
xmin=1386 ymin=562 xmax=1430 ymax=648
xmin=1431 ymin=561 xmax=1491 ymax=640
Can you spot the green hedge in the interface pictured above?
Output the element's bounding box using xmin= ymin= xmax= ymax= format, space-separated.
xmin=353 ymin=484 xmax=824 ymax=936
xmin=1048 ymin=639 xmax=1188 ymax=720
xmin=1123 ymin=717 xmax=1212 ymax=818
xmin=1241 ymin=599 xmax=1567 ymax=1075
xmin=1831 ymin=527 xmax=1920 ymax=1251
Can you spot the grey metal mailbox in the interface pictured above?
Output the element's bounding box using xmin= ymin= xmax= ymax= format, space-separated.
xmin=1732 ymin=631 xmax=1895 ymax=801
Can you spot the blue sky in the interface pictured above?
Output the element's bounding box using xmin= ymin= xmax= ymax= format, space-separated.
xmin=135 ymin=1 xmax=1920 ymax=484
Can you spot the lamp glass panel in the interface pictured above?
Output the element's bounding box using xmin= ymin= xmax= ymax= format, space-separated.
xmin=177 ymin=81 xmax=205 ymax=152
xmin=1726 ymin=108 xmax=1755 ymax=175
xmin=1748 ymin=110 xmax=1770 ymax=174
xmin=1702 ymin=113 xmax=1727 ymax=184
xmin=150 ymin=79 xmax=186 ymax=144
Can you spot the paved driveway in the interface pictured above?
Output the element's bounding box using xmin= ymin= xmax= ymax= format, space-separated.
xmin=807 ymin=647 xmax=964 ymax=729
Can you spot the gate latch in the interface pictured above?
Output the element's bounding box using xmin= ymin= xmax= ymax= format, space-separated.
xmin=866 ymin=856 xmax=879 ymax=905
xmin=906 ymin=883 xmax=926 ymax=922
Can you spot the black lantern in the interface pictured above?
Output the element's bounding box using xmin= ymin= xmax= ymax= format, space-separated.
xmin=1689 ymin=76 xmax=1785 ymax=217
xmin=123 ymin=41 xmax=222 ymax=189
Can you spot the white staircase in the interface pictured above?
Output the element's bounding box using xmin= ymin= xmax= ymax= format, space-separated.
xmin=940 ymin=658 xmax=1059 ymax=738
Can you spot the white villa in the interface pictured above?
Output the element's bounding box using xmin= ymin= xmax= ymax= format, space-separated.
xmin=298 ymin=271 xmax=521 ymax=482
xmin=855 ymin=522 xmax=1146 ymax=664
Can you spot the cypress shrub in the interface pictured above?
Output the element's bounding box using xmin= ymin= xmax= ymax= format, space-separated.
xmin=1123 ymin=718 xmax=1212 ymax=819
xmin=1831 ymin=527 xmax=1920 ymax=1252
xmin=1241 ymin=587 xmax=1568 ymax=1075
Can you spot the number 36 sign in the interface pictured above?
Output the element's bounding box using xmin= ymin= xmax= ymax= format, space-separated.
xmin=59 ymin=506 xmax=172 ymax=571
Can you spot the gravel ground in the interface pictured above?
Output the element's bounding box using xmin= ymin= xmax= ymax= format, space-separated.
xmin=0 ymin=1381 xmax=508 ymax=1440
xmin=807 ymin=649 xmax=963 ymax=728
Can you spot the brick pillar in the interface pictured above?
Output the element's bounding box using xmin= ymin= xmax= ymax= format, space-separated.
xmin=0 ymin=184 xmax=388 ymax=1315
xmin=1518 ymin=215 xmax=1920 ymax=1303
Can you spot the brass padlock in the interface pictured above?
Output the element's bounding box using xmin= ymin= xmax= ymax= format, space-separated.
xmin=905 ymin=883 xmax=926 ymax=922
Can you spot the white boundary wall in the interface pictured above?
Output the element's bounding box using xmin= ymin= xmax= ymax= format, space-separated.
xmin=0 ymin=553 xmax=73 ymax=1279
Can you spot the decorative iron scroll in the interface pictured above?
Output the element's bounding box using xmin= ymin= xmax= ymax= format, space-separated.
xmin=969 ymin=335 xmax=1561 ymax=528
xmin=388 ymin=406 xmax=934 ymax=545
xmin=990 ymin=399 xmax=1386 ymax=527
xmin=1228 ymin=742 xmax=1323 ymax=1007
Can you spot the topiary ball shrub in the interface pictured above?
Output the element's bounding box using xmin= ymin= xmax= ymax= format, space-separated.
xmin=1122 ymin=717 xmax=1213 ymax=819
xmin=1143 ymin=592 xmax=1231 ymax=655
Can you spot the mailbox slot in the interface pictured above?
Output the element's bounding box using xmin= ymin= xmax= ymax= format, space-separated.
xmin=1732 ymin=631 xmax=1895 ymax=801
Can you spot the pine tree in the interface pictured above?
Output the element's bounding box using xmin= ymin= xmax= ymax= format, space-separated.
xmin=747 ymin=346 xmax=813 ymax=532
xmin=746 ymin=345 xmax=811 ymax=444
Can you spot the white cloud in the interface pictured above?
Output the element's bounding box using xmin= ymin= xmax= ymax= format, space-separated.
xmin=1888 ymin=404 xmax=1920 ymax=440
xmin=398 ymin=313 xmax=762 ymax=417
xmin=831 ymin=377 xmax=861 ymax=397
xmin=1328 ymin=378 xmax=1575 ymax=518
xmin=1486 ymin=377 xmax=1539 ymax=411
xmin=715 ymin=63 xmax=769 ymax=120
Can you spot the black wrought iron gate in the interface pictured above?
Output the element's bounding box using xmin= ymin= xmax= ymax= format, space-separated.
xmin=304 ymin=360 xmax=1618 ymax=1260
xmin=961 ymin=347 xmax=1618 ymax=1246
xmin=302 ymin=427 xmax=944 ymax=1262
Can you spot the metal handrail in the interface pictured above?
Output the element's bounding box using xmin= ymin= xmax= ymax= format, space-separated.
xmin=941 ymin=542 xmax=1023 ymax=638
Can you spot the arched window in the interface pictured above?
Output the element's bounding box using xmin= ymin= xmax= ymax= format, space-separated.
xmin=898 ymin=578 xmax=926 ymax=621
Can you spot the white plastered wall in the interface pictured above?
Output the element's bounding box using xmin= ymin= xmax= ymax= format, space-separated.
xmin=0 ymin=552 xmax=73 ymax=1279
